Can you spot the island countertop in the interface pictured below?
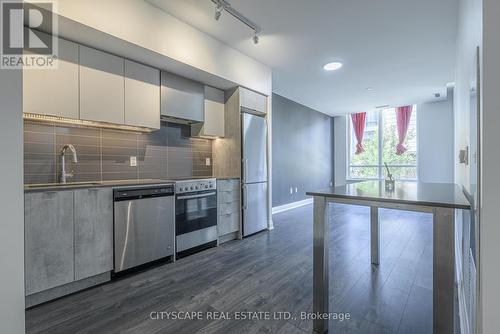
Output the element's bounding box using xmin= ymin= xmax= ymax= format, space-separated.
xmin=306 ymin=181 xmax=471 ymax=210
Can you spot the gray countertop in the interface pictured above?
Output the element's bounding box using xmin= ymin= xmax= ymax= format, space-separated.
xmin=24 ymin=179 xmax=175 ymax=192
xmin=306 ymin=181 xmax=471 ymax=210
xmin=23 ymin=176 xmax=239 ymax=192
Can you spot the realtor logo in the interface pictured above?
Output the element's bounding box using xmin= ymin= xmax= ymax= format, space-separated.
xmin=1 ymin=0 xmax=58 ymax=69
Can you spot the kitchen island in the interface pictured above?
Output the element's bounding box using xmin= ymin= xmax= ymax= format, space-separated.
xmin=307 ymin=181 xmax=470 ymax=334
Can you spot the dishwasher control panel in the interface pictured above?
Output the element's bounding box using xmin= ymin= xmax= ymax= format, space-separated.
xmin=175 ymin=178 xmax=216 ymax=194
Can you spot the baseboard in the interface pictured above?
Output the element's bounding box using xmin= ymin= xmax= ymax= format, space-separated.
xmin=272 ymin=198 xmax=313 ymax=215
xmin=218 ymin=231 xmax=239 ymax=244
xmin=26 ymin=272 xmax=111 ymax=308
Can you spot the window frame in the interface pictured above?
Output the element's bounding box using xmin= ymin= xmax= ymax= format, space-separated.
xmin=346 ymin=107 xmax=419 ymax=181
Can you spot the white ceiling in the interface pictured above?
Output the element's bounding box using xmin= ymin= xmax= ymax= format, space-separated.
xmin=146 ymin=0 xmax=458 ymax=115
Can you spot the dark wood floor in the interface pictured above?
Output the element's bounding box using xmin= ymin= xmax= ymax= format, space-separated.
xmin=26 ymin=204 xmax=433 ymax=334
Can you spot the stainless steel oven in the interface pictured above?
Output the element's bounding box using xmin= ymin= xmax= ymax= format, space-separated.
xmin=175 ymin=179 xmax=217 ymax=256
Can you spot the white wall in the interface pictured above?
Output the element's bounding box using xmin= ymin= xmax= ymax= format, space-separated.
xmin=480 ymin=0 xmax=500 ymax=332
xmin=454 ymin=0 xmax=481 ymax=191
xmin=334 ymin=115 xmax=347 ymax=186
xmin=49 ymin=0 xmax=272 ymax=96
xmin=417 ymin=95 xmax=454 ymax=183
xmin=0 ymin=69 xmax=25 ymax=331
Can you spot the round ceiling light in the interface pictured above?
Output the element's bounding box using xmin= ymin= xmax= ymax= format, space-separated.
xmin=323 ymin=62 xmax=343 ymax=71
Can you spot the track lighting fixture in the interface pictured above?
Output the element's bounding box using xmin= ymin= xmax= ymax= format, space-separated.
xmin=214 ymin=0 xmax=223 ymax=21
xmin=210 ymin=0 xmax=262 ymax=45
xmin=253 ymin=32 xmax=259 ymax=45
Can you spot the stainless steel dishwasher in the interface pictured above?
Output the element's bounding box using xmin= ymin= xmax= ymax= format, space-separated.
xmin=113 ymin=184 xmax=175 ymax=272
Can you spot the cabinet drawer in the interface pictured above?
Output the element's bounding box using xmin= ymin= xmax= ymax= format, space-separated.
xmin=217 ymin=190 xmax=239 ymax=204
xmin=217 ymin=179 xmax=240 ymax=191
xmin=218 ymin=201 xmax=240 ymax=216
xmin=218 ymin=212 xmax=239 ymax=236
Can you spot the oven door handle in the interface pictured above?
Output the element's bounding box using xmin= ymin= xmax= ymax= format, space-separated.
xmin=177 ymin=192 xmax=216 ymax=200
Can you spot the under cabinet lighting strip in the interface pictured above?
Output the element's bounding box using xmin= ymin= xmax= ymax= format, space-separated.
xmin=23 ymin=113 xmax=154 ymax=133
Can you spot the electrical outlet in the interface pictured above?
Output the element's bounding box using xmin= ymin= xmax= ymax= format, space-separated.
xmin=205 ymin=157 xmax=211 ymax=166
xmin=130 ymin=156 xmax=137 ymax=167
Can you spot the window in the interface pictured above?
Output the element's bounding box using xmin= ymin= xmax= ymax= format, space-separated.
xmin=348 ymin=107 xmax=417 ymax=180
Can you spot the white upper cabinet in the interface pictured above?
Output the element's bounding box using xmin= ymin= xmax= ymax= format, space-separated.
xmin=124 ymin=60 xmax=160 ymax=129
xmin=192 ymin=86 xmax=225 ymax=138
xmin=79 ymin=46 xmax=125 ymax=124
xmin=161 ymin=71 xmax=204 ymax=123
xmin=23 ymin=33 xmax=79 ymax=119
xmin=239 ymin=87 xmax=267 ymax=114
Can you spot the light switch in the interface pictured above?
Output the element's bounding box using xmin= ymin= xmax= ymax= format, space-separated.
xmin=130 ymin=156 xmax=137 ymax=167
xmin=205 ymin=157 xmax=211 ymax=166
xmin=290 ymin=187 xmax=293 ymax=195
xmin=295 ymin=187 xmax=298 ymax=193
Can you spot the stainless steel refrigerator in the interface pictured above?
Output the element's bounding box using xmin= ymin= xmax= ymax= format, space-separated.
xmin=241 ymin=112 xmax=268 ymax=237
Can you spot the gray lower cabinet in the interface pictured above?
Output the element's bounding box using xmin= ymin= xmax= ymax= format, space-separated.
xmin=25 ymin=187 xmax=114 ymax=297
xmin=25 ymin=191 xmax=75 ymax=295
xmin=74 ymin=188 xmax=113 ymax=281
xmin=217 ymin=179 xmax=240 ymax=240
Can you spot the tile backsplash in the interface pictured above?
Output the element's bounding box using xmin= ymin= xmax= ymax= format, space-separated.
xmin=24 ymin=120 xmax=213 ymax=184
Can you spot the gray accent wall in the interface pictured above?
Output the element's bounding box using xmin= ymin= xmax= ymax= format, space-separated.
xmin=272 ymin=94 xmax=333 ymax=207
xmin=24 ymin=121 xmax=212 ymax=184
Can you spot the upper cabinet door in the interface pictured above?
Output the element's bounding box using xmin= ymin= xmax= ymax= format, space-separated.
xmin=192 ymin=86 xmax=225 ymax=137
xmin=23 ymin=34 xmax=79 ymax=119
xmin=124 ymin=60 xmax=160 ymax=129
xmin=239 ymin=87 xmax=267 ymax=114
xmin=79 ymin=46 xmax=125 ymax=124
xmin=161 ymin=71 xmax=204 ymax=123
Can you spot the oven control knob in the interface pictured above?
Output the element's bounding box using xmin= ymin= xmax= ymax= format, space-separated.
xmin=205 ymin=185 xmax=209 ymax=189
xmin=190 ymin=186 xmax=194 ymax=190
xmin=195 ymin=186 xmax=199 ymax=190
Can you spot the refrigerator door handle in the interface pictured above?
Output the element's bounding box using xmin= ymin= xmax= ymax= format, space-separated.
xmin=242 ymin=185 xmax=248 ymax=210
xmin=243 ymin=159 xmax=249 ymax=182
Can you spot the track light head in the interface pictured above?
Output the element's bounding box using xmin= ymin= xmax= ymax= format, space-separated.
xmin=214 ymin=10 xmax=222 ymax=20
xmin=253 ymin=33 xmax=259 ymax=45
xmin=214 ymin=1 xmax=224 ymax=21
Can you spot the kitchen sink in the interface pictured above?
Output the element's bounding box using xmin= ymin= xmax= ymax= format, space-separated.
xmin=26 ymin=182 xmax=102 ymax=189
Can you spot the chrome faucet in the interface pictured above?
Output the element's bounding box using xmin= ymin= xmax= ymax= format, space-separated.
xmin=60 ymin=144 xmax=78 ymax=183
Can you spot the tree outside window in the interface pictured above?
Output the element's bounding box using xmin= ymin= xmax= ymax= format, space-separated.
xmin=348 ymin=107 xmax=417 ymax=180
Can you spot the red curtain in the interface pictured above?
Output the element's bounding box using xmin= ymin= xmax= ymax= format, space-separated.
xmin=351 ymin=112 xmax=366 ymax=154
xmin=395 ymin=106 xmax=413 ymax=155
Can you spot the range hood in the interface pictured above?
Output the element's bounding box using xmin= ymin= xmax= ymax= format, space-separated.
xmin=160 ymin=115 xmax=202 ymax=125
